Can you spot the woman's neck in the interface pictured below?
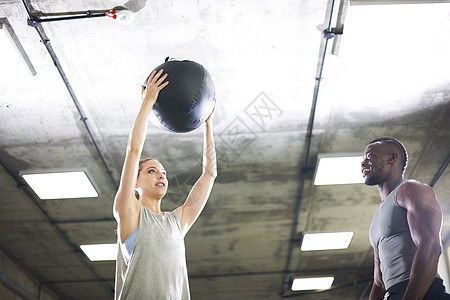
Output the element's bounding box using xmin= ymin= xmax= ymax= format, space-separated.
xmin=140 ymin=197 xmax=164 ymax=215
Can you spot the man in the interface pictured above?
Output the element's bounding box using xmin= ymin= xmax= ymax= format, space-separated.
xmin=362 ymin=137 xmax=449 ymax=300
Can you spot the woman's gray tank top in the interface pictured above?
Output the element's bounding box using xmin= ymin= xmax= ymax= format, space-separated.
xmin=115 ymin=206 xmax=190 ymax=299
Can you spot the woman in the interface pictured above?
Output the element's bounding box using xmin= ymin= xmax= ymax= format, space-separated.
xmin=113 ymin=69 xmax=217 ymax=299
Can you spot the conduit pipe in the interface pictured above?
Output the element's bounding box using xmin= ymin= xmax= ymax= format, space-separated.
xmin=0 ymin=268 xmax=39 ymax=300
xmin=281 ymin=0 xmax=339 ymax=297
xmin=430 ymin=154 xmax=449 ymax=188
xmin=27 ymin=10 xmax=111 ymax=26
xmin=17 ymin=0 xmax=117 ymax=295
xmin=21 ymin=0 xmax=118 ymax=191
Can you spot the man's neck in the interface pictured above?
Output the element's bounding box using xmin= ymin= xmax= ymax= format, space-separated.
xmin=378 ymin=177 xmax=404 ymax=202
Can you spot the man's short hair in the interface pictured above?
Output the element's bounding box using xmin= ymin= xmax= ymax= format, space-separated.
xmin=368 ymin=137 xmax=408 ymax=174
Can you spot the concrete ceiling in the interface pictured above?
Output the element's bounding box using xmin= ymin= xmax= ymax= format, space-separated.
xmin=0 ymin=0 xmax=449 ymax=299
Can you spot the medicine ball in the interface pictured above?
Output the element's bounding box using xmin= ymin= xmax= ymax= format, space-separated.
xmin=144 ymin=58 xmax=215 ymax=133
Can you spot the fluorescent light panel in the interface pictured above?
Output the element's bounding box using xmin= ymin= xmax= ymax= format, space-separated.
xmin=301 ymin=232 xmax=354 ymax=251
xmin=314 ymin=154 xmax=364 ymax=185
xmin=80 ymin=243 xmax=117 ymax=261
xmin=22 ymin=171 xmax=98 ymax=199
xmin=329 ymin=3 xmax=450 ymax=113
xmin=292 ymin=277 xmax=334 ymax=291
xmin=0 ymin=19 xmax=36 ymax=82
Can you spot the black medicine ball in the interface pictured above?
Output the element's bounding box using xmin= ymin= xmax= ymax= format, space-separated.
xmin=144 ymin=58 xmax=215 ymax=133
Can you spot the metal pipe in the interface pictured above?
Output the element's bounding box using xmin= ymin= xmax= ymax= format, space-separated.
xmin=32 ymin=11 xmax=107 ymax=23
xmin=22 ymin=1 xmax=118 ymax=191
xmin=0 ymin=269 xmax=39 ymax=300
xmin=19 ymin=0 xmax=116 ymax=295
xmin=430 ymin=154 xmax=449 ymax=188
xmin=39 ymin=265 xmax=372 ymax=282
xmin=280 ymin=0 xmax=337 ymax=298
xmin=52 ymin=218 xmax=115 ymax=225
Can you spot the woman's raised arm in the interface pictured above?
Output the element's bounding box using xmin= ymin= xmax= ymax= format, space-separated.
xmin=175 ymin=104 xmax=217 ymax=236
xmin=113 ymin=70 xmax=168 ymax=242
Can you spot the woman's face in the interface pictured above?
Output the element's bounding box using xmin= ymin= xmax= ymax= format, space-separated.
xmin=136 ymin=160 xmax=168 ymax=199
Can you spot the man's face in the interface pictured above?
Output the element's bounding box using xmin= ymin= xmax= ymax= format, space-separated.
xmin=361 ymin=143 xmax=390 ymax=186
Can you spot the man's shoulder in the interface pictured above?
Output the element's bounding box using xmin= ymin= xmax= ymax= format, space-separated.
xmin=401 ymin=179 xmax=430 ymax=190
xmin=397 ymin=179 xmax=436 ymax=208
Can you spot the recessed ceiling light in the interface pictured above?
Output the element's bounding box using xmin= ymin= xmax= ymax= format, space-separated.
xmin=328 ymin=2 xmax=450 ymax=112
xmin=0 ymin=19 xmax=36 ymax=83
xmin=80 ymin=243 xmax=117 ymax=261
xmin=314 ymin=154 xmax=364 ymax=185
xmin=292 ymin=276 xmax=334 ymax=291
xmin=21 ymin=170 xmax=98 ymax=200
xmin=301 ymin=232 xmax=354 ymax=251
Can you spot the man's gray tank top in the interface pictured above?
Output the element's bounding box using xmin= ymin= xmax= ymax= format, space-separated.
xmin=369 ymin=180 xmax=436 ymax=290
xmin=114 ymin=206 xmax=191 ymax=299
